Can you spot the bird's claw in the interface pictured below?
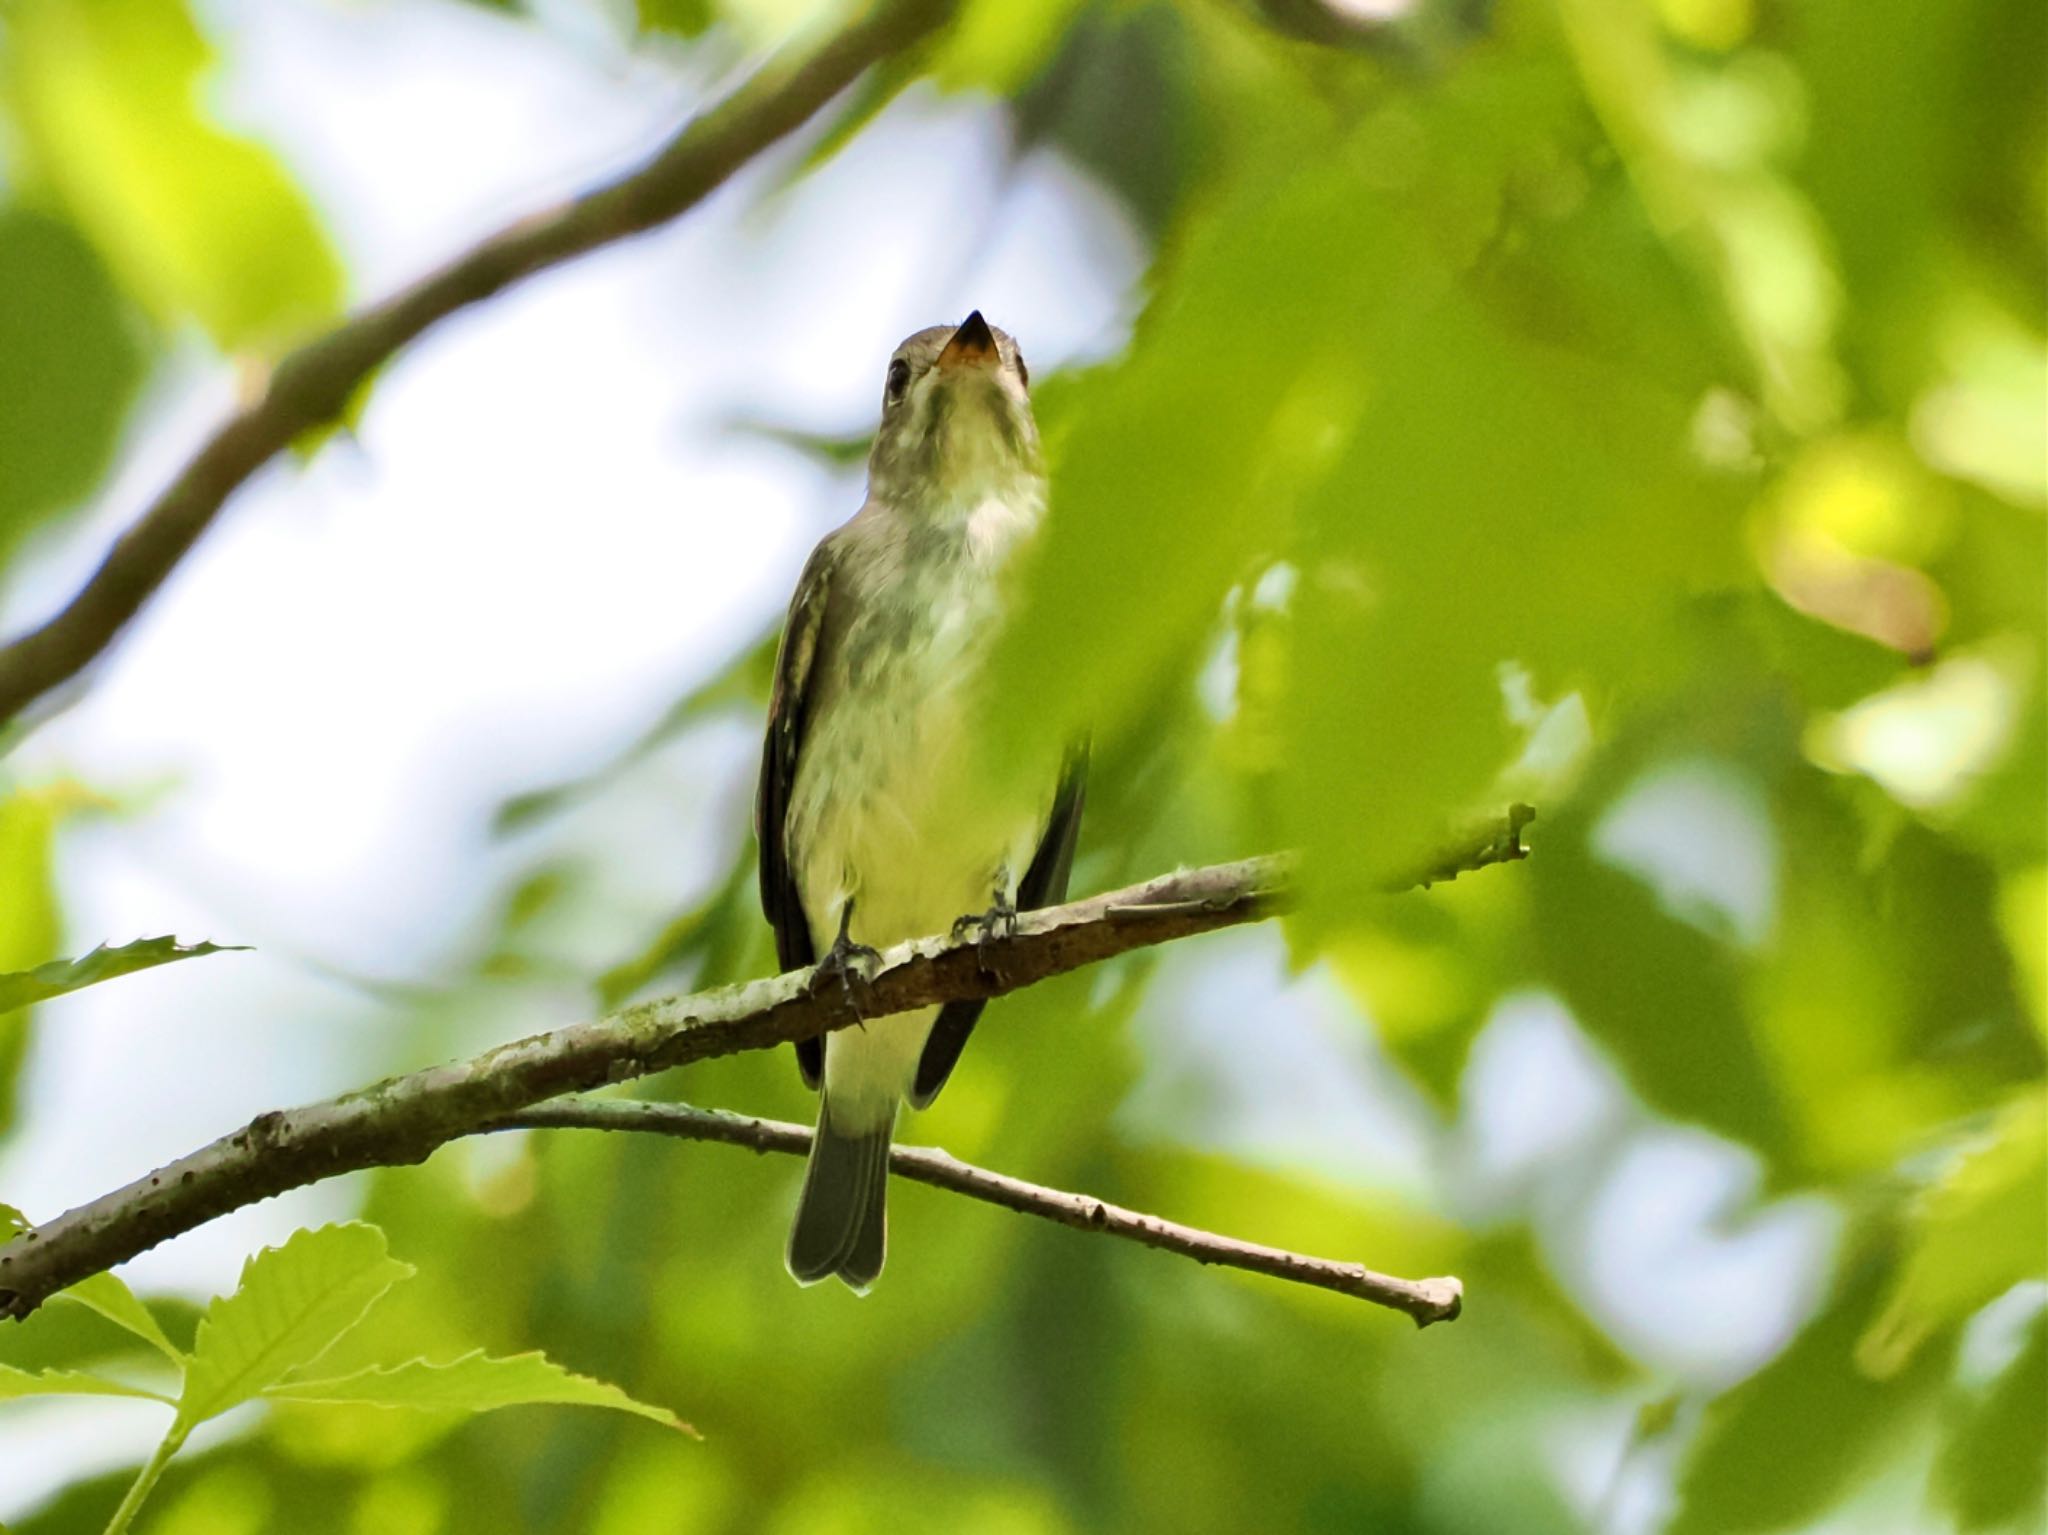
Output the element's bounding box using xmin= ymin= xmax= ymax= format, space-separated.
xmin=813 ymin=902 xmax=882 ymax=1020
xmin=951 ymin=876 xmax=1019 ymax=974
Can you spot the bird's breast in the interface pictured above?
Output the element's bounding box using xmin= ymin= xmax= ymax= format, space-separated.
xmin=788 ymin=503 xmax=1049 ymax=951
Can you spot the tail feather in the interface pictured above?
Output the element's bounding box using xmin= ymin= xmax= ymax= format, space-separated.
xmin=786 ymin=1101 xmax=894 ymax=1291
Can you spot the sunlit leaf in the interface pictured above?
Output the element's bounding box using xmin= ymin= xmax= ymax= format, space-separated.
xmin=986 ymin=145 xmax=1411 ymax=804
xmin=1 ymin=0 xmax=345 ymax=349
xmin=1560 ymin=0 xmax=1847 ymax=432
xmin=52 ymin=1272 xmax=185 ymax=1367
xmin=0 ymin=1361 xmax=171 ymax=1403
xmin=0 ymin=790 xmax=60 ymax=1136
xmin=179 ymin=1224 xmax=414 ymax=1428
xmin=930 ymin=0 xmax=1088 ymax=94
xmin=1859 ymin=1095 xmax=2048 ymax=1376
xmin=268 ymin=1349 xmax=693 ymax=1434
xmin=0 ymin=937 xmax=250 ymax=1015
xmin=634 ymin=0 xmax=714 ymax=37
xmin=1784 ymin=0 xmax=2041 ymax=400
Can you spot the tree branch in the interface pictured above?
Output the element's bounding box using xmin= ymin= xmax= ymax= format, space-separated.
xmin=0 ymin=809 xmax=1529 ymax=1321
xmin=492 ymin=1098 xmax=1465 ymax=1326
xmin=0 ymin=0 xmax=955 ymax=736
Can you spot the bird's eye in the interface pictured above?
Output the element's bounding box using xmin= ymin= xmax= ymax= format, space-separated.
xmin=885 ymin=359 xmax=910 ymax=403
xmin=1015 ymin=353 xmax=1029 ymax=389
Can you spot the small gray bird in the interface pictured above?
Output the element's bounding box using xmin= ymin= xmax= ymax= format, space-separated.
xmin=757 ymin=312 xmax=1085 ymax=1291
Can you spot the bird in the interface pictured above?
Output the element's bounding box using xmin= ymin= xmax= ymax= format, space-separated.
xmin=756 ymin=312 xmax=1085 ymax=1292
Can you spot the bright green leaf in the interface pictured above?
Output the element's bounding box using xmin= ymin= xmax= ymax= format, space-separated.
xmin=0 ymin=790 xmax=60 ymax=1136
xmin=52 ymin=1272 xmax=185 ymax=1367
xmin=635 ymin=0 xmax=714 ymax=35
xmin=2 ymin=0 xmax=345 ymax=349
xmin=0 ymin=1361 xmax=172 ymax=1404
xmin=0 ymin=937 xmax=250 ymax=1015
xmin=268 ymin=1349 xmax=694 ymax=1435
xmin=178 ymin=1224 xmax=414 ymax=1428
xmin=930 ymin=0 xmax=1088 ymax=94
xmin=1860 ymin=1095 xmax=2048 ymax=1376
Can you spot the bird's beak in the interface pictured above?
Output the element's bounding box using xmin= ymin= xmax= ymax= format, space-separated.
xmin=936 ymin=310 xmax=998 ymax=371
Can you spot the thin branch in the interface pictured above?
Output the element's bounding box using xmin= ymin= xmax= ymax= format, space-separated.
xmin=0 ymin=0 xmax=955 ymax=736
xmin=492 ymin=1098 xmax=1464 ymax=1326
xmin=0 ymin=809 xmax=1529 ymax=1320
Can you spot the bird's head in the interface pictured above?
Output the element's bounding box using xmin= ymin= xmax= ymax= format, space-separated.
xmin=868 ymin=312 xmax=1040 ymax=510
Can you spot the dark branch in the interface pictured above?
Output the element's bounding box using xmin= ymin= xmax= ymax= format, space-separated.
xmin=0 ymin=0 xmax=955 ymax=736
xmin=492 ymin=1099 xmax=1464 ymax=1326
xmin=0 ymin=809 xmax=1529 ymax=1321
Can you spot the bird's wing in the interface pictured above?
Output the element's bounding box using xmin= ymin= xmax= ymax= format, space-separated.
xmin=757 ymin=537 xmax=840 ymax=1090
xmin=911 ymin=742 xmax=1089 ymax=1108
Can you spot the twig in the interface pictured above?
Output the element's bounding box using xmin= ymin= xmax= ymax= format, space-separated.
xmin=491 ymin=1098 xmax=1464 ymax=1326
xmin=0 ymin=0 xmax=955 ymax=736
xmin=0 ymin=809 xmax=1529 ymax=1320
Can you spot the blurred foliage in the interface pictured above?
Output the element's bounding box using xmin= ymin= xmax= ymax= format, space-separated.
xmin=0 ymin=787 xmax=61 ymax=1136
xmin=1 ymin=0 xmax=2043 ymax=1531
xmin=0 ymin=208 xmax=144 ymax=565
xmin=1 ymin=0 xmax=345 ymax=349
xmin=0 ymin=1223 xmax=684 ymax=1530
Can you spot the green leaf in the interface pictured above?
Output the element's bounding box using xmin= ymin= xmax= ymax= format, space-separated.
xmin=1860 ymin=1095 xmax=2048 ymax=1375
xmin=1933 ymin=1308 xmax=2048 ymax=1531
xmin=52 ymin=1272 xmax=184 ymax=1367
xmin=929 ymin=0 xmax=1088 ymax=94
xmin=267 ymin=1349 xmax=694 ymax=1435
xmin=0 ymin=1361 xmax=171 ymax=1404
xmin=986 ymin=44 xmax=1745 ymax=897
xmin=178 ymin=1224 xmax=413 ymax=1429
xmin=0 ymin=790 xmax=61 ymax=1136
xmin=634 ymin=0 xmax=714 ymax=36
xmin=0 ymin=206 xmax=146 ymax=560
xmin=1671 ymin=1243 xmax=1952 ymax=1535
xmin=0 ymin=937 xmax=250 ymax=1015
xmin=1531 ymin=775 xmax=1797 ymax=1163
xmin=1 ymin=0 xmax=345 ymax=349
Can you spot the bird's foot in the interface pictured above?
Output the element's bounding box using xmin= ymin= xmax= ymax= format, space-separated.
xmin=950 ymin=872 xmax=1019 ymax=974
xmin=813 ymin=902 xmax=882 ymax=1020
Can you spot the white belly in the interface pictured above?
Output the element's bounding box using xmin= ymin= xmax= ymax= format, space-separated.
xmin=788 ymin=598 xmax=1048 ymax=1122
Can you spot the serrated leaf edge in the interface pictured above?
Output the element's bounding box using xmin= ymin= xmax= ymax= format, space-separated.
xmin=266 ymin=1348 xmax=696 ymax=1436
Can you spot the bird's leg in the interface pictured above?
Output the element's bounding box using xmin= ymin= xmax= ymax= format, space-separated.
xmin=950 ymin=865 xmax=1018 ymax=973
xmin=813 ymin=898 xmax=882 ymax=1019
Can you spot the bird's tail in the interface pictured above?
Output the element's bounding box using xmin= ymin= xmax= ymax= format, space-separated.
xmin=786 ymin=1097 xmax=894 ymax=1292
